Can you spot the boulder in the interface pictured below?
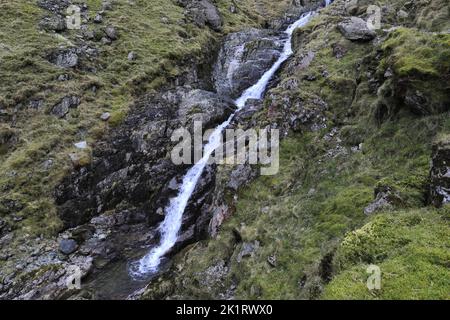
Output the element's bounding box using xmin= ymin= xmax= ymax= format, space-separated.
xmin=364 ymin=186 xmax=404 ymax=215
xmin=59 ymin=239 xmax=78 ymax=255
xmin=39 ymin=15 xmax=66 ymax=31
xmin=179 ymin=0 xmax=223 ymax=31
xmin=104 ymin=26 xmax=118 ymax=40
xmin=337 ymin=17 xmax=376 ymax=41
xmin=48 ymin=49 xmax=79 ymax=68
xmin=177 ymin=89 xmax=236 ymax=127
xmin=51 ymin=96 xmax=80 ymax=118
xmin=100 ymin=112 xmax=111 ymax=121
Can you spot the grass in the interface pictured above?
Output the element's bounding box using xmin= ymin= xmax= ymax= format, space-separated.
xmin=0 ymin=0 xmax=293 ymax=238
xmin=323 ymin=207 xmax=450 ymax=300
xmin=141 ymin=0 xmax=450 ymax=299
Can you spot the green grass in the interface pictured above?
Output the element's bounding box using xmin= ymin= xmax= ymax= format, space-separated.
xmin=0 ymin=0 xmax=291 ymax=238
xmin=142 ymin=0 xmax=450 ymax=299
xmin=323 ymin=207 xmax=450 ymax=300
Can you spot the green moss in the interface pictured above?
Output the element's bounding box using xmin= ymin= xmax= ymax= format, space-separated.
xmin=382 ymin=28 xmax=450 ymax=78
xmin=0 ymin=0 xmax=287 ymax=237
xmin=323 ymin=207 xmax=450 ymax=300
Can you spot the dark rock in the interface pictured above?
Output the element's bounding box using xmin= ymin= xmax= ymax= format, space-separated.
xmin=51 ymin=96 xmax=80 ymax=118
xmin=364 ymin=185 xmax=405 ymax=215
xmin=227 ymin=165 xmax=256 ymax=191
xmin=430 ymin=137 xmax=450 ymax=207
xmin=404 ymin=89 xmax=430 ymax=116
xmin=59 ymin=239 xmax=78 ymax=255
xmin=39 ymin=15 xmax=66 ymax=31
xmin=29 ymin=99 xmax=44 ymax=110
xmin=179 ymin=0 xmax=223 ymax=31
xmin=37 ymin=0 xmax=70 ymax=13
xmin=48 ymin=49 xmax=79 ymax=68
xmin=213 ymin=29 xmax=285 ymax=98
xmin=337 ymin=17 xmax=376 ymax=41
xmin=104 ymin=26 xmax=118 ymax=40
xmin=177 ymin=89 xmax=236 ymax=127
xmin=94 ymin=13 xmax=103 ymax=23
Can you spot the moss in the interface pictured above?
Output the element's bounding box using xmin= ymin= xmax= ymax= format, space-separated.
xmin=143 ymin=2 xmax=450 ymax=299
xmin=1 ymin=0 xmax=290 ymax=237
xmin=382 ymin=28 xmax=450 ymax=78
xmin=323 ymin=207 xmax=450 ymax=300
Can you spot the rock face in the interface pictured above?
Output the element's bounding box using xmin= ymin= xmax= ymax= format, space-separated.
xmin=51 ymin=96 xmax=80 ymax=118
xmin=55 ymin=87 xmax=234 ymax=230
xmin=364 ymin=186 xmax=404 ymax=215
xmin=430 ymin=137 xmax=450 ymax=207
xmin=177 ymin=89 xmax=236 ymax=127
xmin=39 ymin=14 xmax=66 ymax=31
xmin=213 ymin=29 xmax=285 ymax=98
xmin=59 ymin=239 xmax=78 ymax=255
xmin=48 ymin=49 xmax=79 ymax=68
xmin=337 ymin=17 xmax=376 ymax=41
xmin=178 ymin=0 xmax=223 ymax=31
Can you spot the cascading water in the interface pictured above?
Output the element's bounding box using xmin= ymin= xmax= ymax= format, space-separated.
xmin=129 ymin=5 xmax=329 ymax=278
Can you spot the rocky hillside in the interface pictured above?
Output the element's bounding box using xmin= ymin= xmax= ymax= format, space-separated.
xmin=141 ymin=0 xmax=450 ymax=300
xmin=0 ymin=0 xmax=449 ymax=299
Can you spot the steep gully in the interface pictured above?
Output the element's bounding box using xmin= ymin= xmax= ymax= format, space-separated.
xmin=55 ymin=1 xmax=333 ymax=300
xmin=129 ymin=1 xmax=332 ymax=283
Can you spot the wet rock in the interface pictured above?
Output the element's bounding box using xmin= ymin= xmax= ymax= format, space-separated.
xmin=59 ymin=239 xmax=78 ymax=255
xmin=51 ymin=96 xmax=80 ymax=118
xmin=213 ymin=29 xmax=285 ymax=98
xmin=430 ymin=137 xmax=450 ymax=207
xmin=337 ymin=17 xmax=376 ymax=41
xmin=177 ymin=89 xmax=236 ymax=127
xmin=39 ymin=14 xmax=66 ymax=31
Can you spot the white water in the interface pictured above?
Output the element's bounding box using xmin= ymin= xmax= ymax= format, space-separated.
xmin=129 ymin=10 xmax=319 ymax=278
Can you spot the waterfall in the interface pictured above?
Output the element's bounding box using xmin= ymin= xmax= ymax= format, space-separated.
xmin=129 ymin=9 xmax=321 ymax=278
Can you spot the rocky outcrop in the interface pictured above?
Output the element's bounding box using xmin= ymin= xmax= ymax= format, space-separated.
xmin=364 ymin=185 xmax=405 ymax=215
xmin=430 ymin=136 xmax=450 ymax=207
xmin=177 ymin=89 xmax=236 ymax=127
xmin=177 ymin=0 xmax=223 ymax=31
xmin=337 ymin=17 xmax=376 ymax=41
xmin=213 ymin=29 xmax=285 ymax=98
xmin=51 ymin=96 xmax=80 ymax=118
